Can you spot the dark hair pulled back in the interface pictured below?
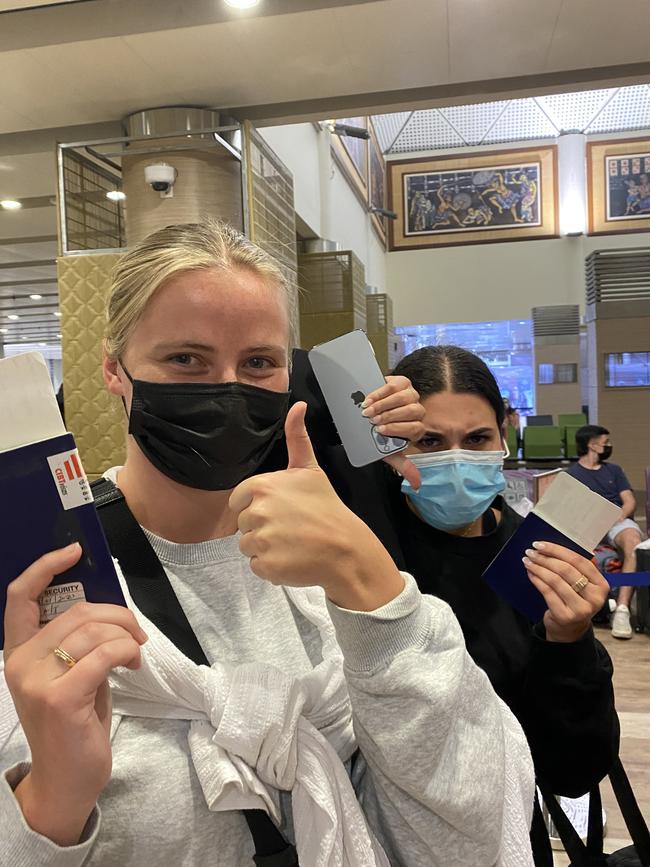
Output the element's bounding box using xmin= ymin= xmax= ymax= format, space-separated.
xmin=393 ymin=345 xmax=505 ymax=428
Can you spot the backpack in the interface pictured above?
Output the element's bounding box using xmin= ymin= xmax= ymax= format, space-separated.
xmin=539 ymin=760 xmax=650 ymax=867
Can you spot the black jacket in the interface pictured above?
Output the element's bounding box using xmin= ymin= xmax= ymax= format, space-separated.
xmin=286 ymin=350 xmax=619 ymax=867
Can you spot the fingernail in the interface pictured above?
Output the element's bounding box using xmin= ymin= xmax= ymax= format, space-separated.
xmin=64 ymin=542 xmax=80 ymax=553
xmin=362 ymin=399 xmax=372 ymax=409
xmin=532 ymin=541 xmax=546 ymax=551
xmin=525 ymin=548 xmax=536 ymax=558
xmin=377 ymin=425 xmax=388 ymax=433
xmin=139 ymin=629 xmax=149 ymax=644
xmin=522 ymin=556 xmax=532 ymax=567
xmin=361 ymin=408 xmax=372 ymax=417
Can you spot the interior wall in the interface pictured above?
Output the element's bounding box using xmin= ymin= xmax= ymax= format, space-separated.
xmin=260 ymin=123 xmax=386 ymax=292
xmin=386 ymin=229 xmax=650 ymax=328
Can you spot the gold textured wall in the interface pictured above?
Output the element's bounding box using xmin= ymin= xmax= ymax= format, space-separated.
xmin=298 ymin=250 xmax=366 ymax=350
xmin=57 ymin=253 xmax=126 ymax=478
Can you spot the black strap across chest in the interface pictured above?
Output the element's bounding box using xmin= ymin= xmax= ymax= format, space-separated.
xmin=91 ymin=477 xmax=298 ymax=867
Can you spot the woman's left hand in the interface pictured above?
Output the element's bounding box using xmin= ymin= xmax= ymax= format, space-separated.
xmin=523 ymin=542 xmax=610 ymax=642
xmin=363 ymin=376 xmax=425 ymax=489
xmin=230 ymin=402 xmax=405 ymax=611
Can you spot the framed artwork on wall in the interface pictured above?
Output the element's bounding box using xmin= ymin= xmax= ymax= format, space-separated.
xmin=368 ymin=118 xmax=387 ymax=246
xmin=588 ymin=137 xmax=650 ymax=235
xmin=387 ymin=145 xmax=558 ymax=250
xmin=331 ymin=116 xmax=368 ymax=204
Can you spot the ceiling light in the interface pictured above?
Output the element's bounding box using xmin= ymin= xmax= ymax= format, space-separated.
xmin=39 ymin=342 xmax=46 ymax=347
xmin=0 ymin=328 xmax=7 ymax=334
xmin=8 ymin=314 xmax=19 ymax=320
xmin=0 ymin=199 xmax=22 ymax=210
xmin=57 ymin=333 xmax=62 ymax=338
xmin=53 ymin=310 xmax=61 ymax=317
xmin=29 ymin=293 xmax=42 ymax=300
xmin=224 ymin=0 xmax=260 ymax=8
xmin=106 ymin=190 xmax=126 ymax=202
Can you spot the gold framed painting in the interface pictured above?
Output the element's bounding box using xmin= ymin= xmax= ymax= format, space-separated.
xmin=588 ymin=137 xmax=650 ymax=235
xmin=331 ymin=116 xmax=368 ymax=205
xmin=368 ymin=118 xmax=387 ymax=246
xmin=387 ymin=145 xmax=558 ymax=251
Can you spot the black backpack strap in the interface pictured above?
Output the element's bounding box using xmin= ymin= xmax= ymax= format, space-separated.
xmin=609 ymin=758 xmax=650 ymax=866
xmin=538 ymin=783 xmax=591 ymax=866
xmin=91 ymin=478 xmax=298 ymax=867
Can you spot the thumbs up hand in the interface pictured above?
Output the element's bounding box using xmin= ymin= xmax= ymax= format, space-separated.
xmin=229 ymin=402 xmax=404 ymax=611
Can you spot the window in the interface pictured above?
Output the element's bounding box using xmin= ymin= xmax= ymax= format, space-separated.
xmin=538 ymin=363 xmax=577 ymax=384
xmin=394 ymin=318 xmax=535 ymax=414
xmin=605 ymin=352 xmax=650 ymax=387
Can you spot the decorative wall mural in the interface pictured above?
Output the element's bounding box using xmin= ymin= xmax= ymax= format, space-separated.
xmin=589 ymin=138 xmax=650 ymax=235
xmin=368 ymin=118 xmax=387 ymax=245
xmin=388 ymin=146 xmax=558 ymax=250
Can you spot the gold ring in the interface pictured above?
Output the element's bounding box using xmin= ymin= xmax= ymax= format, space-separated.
xmin=53 ymin=646 xmax=77 ymax=669
xmin=571 ymin=576 xmax=589 ymax=594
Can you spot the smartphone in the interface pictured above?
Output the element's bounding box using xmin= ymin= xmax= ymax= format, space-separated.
xmin=308 ymin=330 xmax=409 ymax=467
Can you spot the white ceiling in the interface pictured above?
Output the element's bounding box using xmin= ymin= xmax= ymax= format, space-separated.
xmin=2 ymin=0 xmax=650 ymax=345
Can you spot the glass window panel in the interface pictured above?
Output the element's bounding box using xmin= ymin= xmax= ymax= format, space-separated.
xmin=605 ymin=352 xmax=650 ymax=387
xmin=538 ymin=363 xmax=554 ymax=384
xmin=394 ymin=318 xmax=535 ymax=414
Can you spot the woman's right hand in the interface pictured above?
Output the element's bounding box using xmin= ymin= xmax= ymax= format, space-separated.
xmin=3 ymin=543 xmax=147 ymax=846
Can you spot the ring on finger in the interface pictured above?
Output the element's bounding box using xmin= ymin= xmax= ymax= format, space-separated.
xmin=53 ymin=646 xmax=77 ymax=669
xmin=571 ymin=576 xmax=589 ymax=594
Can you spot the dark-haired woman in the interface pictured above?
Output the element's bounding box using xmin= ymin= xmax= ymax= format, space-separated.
xmin=314 ymin=345 xmax=618 ymax=867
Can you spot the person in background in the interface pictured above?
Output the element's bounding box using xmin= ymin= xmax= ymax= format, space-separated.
xmin=566 ymin=424 xmax=643 ymax=639
xmin=347 ymin=345 xmax=618 ymax=867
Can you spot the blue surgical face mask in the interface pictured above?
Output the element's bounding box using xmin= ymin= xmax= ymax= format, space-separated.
xmin=401 ymin=446 xmax=507 ymax=532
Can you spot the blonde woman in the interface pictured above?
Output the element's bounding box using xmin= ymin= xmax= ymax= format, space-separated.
xmin=1 ymin=221 xmax=535 ymax=866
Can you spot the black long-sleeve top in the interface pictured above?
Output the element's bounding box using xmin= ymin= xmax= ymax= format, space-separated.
xmin=284 ymin=350 xmax=620 ymax=866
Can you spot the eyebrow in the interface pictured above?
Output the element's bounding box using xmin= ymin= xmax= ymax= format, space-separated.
xmin=421 ymin=427 xmax=495 ymax=438
xmin=152 ymin=342 xmax=286 ymax=355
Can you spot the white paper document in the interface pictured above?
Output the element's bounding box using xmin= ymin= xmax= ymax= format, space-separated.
xmin=533 ymin=471 xmax=622 ymax=553
xmin=0 ymin=352 xmax=65 ymax=452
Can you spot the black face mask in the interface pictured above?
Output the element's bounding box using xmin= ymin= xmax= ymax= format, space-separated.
xmin=121 ymin=365 xmax=289 ymax=491
xmin=599 ymin=445 xmax=613 ymax=463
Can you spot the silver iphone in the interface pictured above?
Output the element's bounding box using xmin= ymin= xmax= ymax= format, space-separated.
xmin=308 ymin=330 xmax=409 ymax=467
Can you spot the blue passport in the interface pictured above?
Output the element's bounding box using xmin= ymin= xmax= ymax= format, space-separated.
xmin=0 ymin=353 xmax=125 ymax=648
xmin=482 ymin=472 xmax=622 ymax=622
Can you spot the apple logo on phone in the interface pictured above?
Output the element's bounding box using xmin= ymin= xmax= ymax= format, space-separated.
xmin=350 ymin=390 xmax=365 ymax=407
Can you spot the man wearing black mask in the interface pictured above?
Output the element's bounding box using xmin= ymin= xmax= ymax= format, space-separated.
xmin=567 ymin=424 xmax=643 ymax=638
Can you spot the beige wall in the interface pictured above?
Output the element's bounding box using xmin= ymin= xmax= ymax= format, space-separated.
xmin=588 ymin=314 xmax=650 ymax=491
xmin=534 ymin=340 xmax=581 ymax=416
xmin=260 ymin=124 xmax=387 ymax=292
xmin=386 ymin=231 xmax=650 ymax=327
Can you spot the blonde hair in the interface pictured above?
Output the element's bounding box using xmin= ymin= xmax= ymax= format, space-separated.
xmin=105 ymin=219 xmax=290 ymax=360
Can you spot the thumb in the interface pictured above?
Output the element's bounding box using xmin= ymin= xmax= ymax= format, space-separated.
xmin=285 ymin=402 xmax=319 ymax=470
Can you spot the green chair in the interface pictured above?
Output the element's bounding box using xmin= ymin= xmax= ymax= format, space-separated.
xmin=523 ymin=425 xmax=564 ymax=460
xmin=558 ymin=413 xmax=587 ymax=428
xmin=564 ymin=424 xmax=582 ymax=460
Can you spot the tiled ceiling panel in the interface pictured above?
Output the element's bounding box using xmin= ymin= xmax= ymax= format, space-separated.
xmin=377 ymin=84 xmax=650 ymax=155
xmin=480 ymin=99 xmax=559 ymax=145
xmin=371 ymin=112 xmax=412 ymax=152
xmin=439 ymin=101 xmax=510 ymax=146
xmin=585 ymin=84 xmax=650 ymax=134
xmin=389 ymin=110 xmax=465 ymax=154
xmin=536 ymin=89 xmax=616 ymax=133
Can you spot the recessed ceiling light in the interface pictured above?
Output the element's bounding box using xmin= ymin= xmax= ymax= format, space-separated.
xmin=0 ymin=328 xmax=7 ymax=334
xmin=53 ymin=310 xmax=62 ymax=317
xmin=39 ymin=342 xmax=46 ymax=347
xmin=8 ymin=314 xmax=19 ymax=320
xmin=106 ymin=190 xmax=126 ymax=202
xmin=20 ymin=335 xmax=27 ymax=340
xmin=29 ymin=293 xmax=43 ymax=300
xmin=57 ymin=333 xmax=62 ymax=338
xmin=224 ymin=0 xmax=260 ymax=8
xmin=0 ymin=199 xmax=22 ymax=210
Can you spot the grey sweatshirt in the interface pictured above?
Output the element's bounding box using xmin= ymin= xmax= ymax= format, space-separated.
xmin=0 ymin=523 xmax=535 ymax=866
